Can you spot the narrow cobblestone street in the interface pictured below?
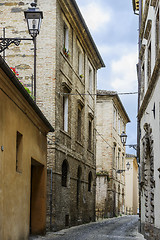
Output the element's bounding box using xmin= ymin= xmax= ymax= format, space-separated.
xmin=30 ymin=215 xmax=145 ymax=240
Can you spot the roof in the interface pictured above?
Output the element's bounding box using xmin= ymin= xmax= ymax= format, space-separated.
xmin=0 ymin=56 xmax=54 ymax=133
xmin=68 ymin=0 xmax=105 ymax=68
xmin=97 ymin=90 xmax=130 ymax=123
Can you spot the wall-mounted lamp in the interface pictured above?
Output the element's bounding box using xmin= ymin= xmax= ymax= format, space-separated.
xmin=0 ymin=2 xmax=43 ymax=103
xmin=120 ymin=131 xmax=127 ymax=146
xmin=120 ymin=131 xmax=137 ymax=150
xmin=117 ymin=161 xmax=131 ymax=174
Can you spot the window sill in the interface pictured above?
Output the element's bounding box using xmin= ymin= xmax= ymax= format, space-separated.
xmin=87 ymin=148 xmax=94 ymax=154
xmin=76 ymin=140 xmax=83 ymax=147
xmin=60 ymin=129 xmax=71 ymax=138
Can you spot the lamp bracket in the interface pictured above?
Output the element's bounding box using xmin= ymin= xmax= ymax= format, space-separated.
xmin=126 ymin=144 xmax=137 ymax=151
xmin=0 ymin=37 xmax=33 ymax=53
xmin=117 ymin=170 xmax=125 ymax=174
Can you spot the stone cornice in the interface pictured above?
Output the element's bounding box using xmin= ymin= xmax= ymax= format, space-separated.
xmin=138 ymin=50 xmax=160 ymax=120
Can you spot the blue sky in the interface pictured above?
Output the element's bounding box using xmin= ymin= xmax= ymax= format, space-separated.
xmin=76 ymin=0 xmax=139 ymax=155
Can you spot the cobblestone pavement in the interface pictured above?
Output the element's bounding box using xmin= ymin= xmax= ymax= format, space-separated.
xmin=29 ymin=215 xmax=146 ymax=240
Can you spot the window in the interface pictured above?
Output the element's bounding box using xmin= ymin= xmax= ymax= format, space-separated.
xmin=77 ymin=104 xmax=83 ymax=142
xmin=88 ymin=116 xmax=93 ymax=150
xmin=147 ymin=41 xmax=151 ymax=82
xmin=78 ymin=51 xmax=83 ymax=76
xmin=113 ymin=107 xmax=117 ymax=129
xmin=89 ymin=68 xmax=93 ymax=93
xmin=156 ymin=10 xmax=159 ymax=59
xmin=64 ymin=23 xmax=69 ymax=51
xmin=62 ymin=86 xmax=70 ymax=132
xmin=118 ymin=115 xmax=121 ymax=134
xmin=16 ymin=131 xmax=23 ymax=172
xmin=117 ymin=151 xmax=120 ymax=169
xmin=113 ymin=143 xmax=116 ymax=167
xmin=63 ymin=94 xmax=69 ymax=132
xmin=88 ymin=171 xmax=92 ymax=192
xmin=62 ymin=160 xmax=68 ymax=187
xmin=122 ymin=154 xmax=124 ymax=170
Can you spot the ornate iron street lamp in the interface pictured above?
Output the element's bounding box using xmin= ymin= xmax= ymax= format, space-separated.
xmin=120 ymin=131 xmax=137 ymax=150
xmin=24 ymin=2 xmax=43 ymax=38
xmin=0 ymin=2 xmax=43 ymax=103
xmin=116 ymin=160 xmax=131 ymax=174
xmin=120 ymin=131 xmax=127 ymax=146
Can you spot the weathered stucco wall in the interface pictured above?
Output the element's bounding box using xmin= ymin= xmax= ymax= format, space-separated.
xmin=0 ymin=68 xmax=49 ymax=240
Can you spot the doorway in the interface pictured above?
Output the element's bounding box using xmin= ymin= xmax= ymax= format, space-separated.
xmin=30 ymin=158 xmax=46 ymax=235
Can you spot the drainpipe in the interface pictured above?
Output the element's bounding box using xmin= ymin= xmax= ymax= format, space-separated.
xmin=137 ymin=0 xmax=142 ymax=233
xmin=50 ymin=169 xmax=53 ymax=231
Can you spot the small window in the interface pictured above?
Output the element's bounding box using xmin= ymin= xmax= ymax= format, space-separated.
xmin=78 ymin=51 xmax=83 ymax=76
xmin=62 ymin=160 xmax=68 ymax=187
xmin=89 ymin=68 xmax=92 ymax=93
xmin=113 ymin=144 xmax=116 ymax=167
xmin=64 ymin=23 xmax=69 ymax=51
xmin=113 ymin=107 xmax=117 ymax=129
xmin=88 ymin=117 xmax=93 ymax=150
xmin=88 ymin=171 xmax=92 ymax=192
xmin=118 ymin=116 xmax=121 ymax=135
xmin=117 ymin=151 xmax=120 ymax=169
xmin=77 ymin=104 xmax=83 ymax=142
xmin=63 ymin=93 xmax=69 ymax=132
xmin=16 ymin=131 xmax=23 ymax=173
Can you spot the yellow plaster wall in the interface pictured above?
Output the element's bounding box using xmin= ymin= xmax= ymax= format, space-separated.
xmin=0 ymin=71 xmax=48 ymax=240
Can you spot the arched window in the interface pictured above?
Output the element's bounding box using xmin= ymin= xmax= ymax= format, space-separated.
xmin=88 ymin=171 xmax=92 ymax=192
xmin=62 ymin=160 xmax=68 ymax=187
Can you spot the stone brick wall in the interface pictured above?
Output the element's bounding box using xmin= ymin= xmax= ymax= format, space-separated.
xmin=1 ymin=0 xmax=103 ymax=231
xmin=96 ymin=93 xmax=129 ymax=218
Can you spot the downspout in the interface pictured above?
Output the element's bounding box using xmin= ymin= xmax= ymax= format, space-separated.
xmin=50 ymin=169 xmax=53 ymax=231
xmin=137 ymin=0 xmax=142 ymax=233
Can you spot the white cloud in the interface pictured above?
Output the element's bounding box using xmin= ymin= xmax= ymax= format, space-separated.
xmin=110 ymin=52 xmax=138 ymax=92
xmin=79 ymin=2 xmax=111 ymax=32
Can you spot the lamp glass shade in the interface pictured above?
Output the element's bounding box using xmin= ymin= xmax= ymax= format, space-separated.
xmin=126 ymin=162 xmax=130 ymax=171
xmin=24 ymin=7 xmax=43 ymax=37
xmin=120 ymin=131 xmax=127 ymax=145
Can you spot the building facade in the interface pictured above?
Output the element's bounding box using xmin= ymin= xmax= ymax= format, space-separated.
xmin=0 ymin=56 xmax=54 ymax=240
xmin=96 ymin=90 xmax=130 ymax=219
xmin=0 ymin=0 xmax=105 ymax=231
xmin=125 ymin=154 xmax=139 ymax=215
xmin=133 ymin=0 xmax=160 ymax=238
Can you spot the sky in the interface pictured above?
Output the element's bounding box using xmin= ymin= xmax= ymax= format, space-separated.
xmin=76 ymin=0 xmax=139 ymax=155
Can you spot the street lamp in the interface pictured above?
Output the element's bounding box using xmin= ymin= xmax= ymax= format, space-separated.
xmin=24 ymin=2 xmax=43 ymax=102
xmin=120 ymin=131 xmax=127 ymax=146
xmin=126 ymin=162 xmax=131 ymax=171
xmin=24 ymin=2 xmax=43 ymax=38
xmin=0 ymin=2 xmax=43 ymax=103
xmin=116 ymin=161 xmax=131 ymax=174
xmin=120 ymin=131 xmax=137 ymax=150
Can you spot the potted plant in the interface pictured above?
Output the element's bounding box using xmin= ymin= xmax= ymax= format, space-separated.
xmin=63 ymin=47 xmax=70 ymax=57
